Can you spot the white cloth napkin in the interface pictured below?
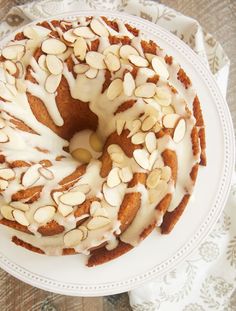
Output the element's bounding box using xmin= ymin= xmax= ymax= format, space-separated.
xmin=0 ymin=1 xmax=234 ymax=310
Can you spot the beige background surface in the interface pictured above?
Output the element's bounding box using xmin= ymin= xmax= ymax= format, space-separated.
xmin=0 ymin=1 xmax=235 ymax=310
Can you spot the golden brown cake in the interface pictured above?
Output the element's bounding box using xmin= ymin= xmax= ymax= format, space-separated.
xmin=0 ymin=16 xmax=206 ymax=266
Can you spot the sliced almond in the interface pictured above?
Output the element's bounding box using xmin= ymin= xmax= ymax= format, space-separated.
xmin=116 ymin=119 xmax=126 ymax=135
xmin=64 ymin=229 xmax=83 ymax=247
xmin=16 ymin=79 xmax=26 ymax=93
xmin=87 ymin=216 xmax=111 ymax=230
xmin=146 ymin=169 xmax=162 ymax=189
xmin=90 ymin=19 xmax=109 ymax=37
xmin=73 ymin=63 xmax=89 ymax=74
xmin=41 ymin=38 xmax=67 ymax=55
xmin=0 ymin=179 xmax=8 ymax=190
xmin=93 ymin=207 xmax=108 ymax=218
xmin=110 ymin=152 xmax=124 ymax=164
xmin=0 ymin=119 xmax=5 ymax=129
xmin=6 ymin=84 xmax=17 ymax=96
xmin=13 ymin=209 xmax=29 ymax=226
xmin=0 ymin=168 xmax=15 ymax=180
xmin=103 ymin=44 xmax=120 ymax=56
xmin=15 ymin=61 xmax=24 ymax=78
xmin=4 ymin=60 xmax=17 ymax=75
xmin=149 ymin=150 xmax=159 ymax=170
xmin=0 ymin=82 xmax=13 ymax=101
xmin=90 ymin=201 xmax=102 ymax=216
xmin=119 ymin=45 xmax=139 ymax=59
xmin=119 ymin=166 xmax=133 ymax=183
xmin=145 ymin=132 xmax=156 ymax=153
xmin=163 ymin=113 xmax=180 ymax=128
xmin=127 ymin=119 xmax=141 ymax=137
xmin=123 ymin=72 xmax=135 ymax=96
xmin=155 ymin=87 xmax=171 ymax=106
xmin=78 ymin=225 xmax=88 ymax=240
xmin=45 ymin=74 xmax=62 ymax=93
xmin=145 ymin=53 xmax=156 ymax=62
xmin=153 ymin=157 xmax=164 ymax=169
xmin=133 ymin=149 xmax=150 ymax=170
xmin=128 ymin=55 xmax=149 ymax=67
xmin=23 ymin=26 xmax=38 ymax=39
xmin=161 ymin=166 xmax=172 ymax=182
xmin=33 ymin=205 xmax=55 ymax=223
xmin=38 ymin=55 xmax=48 ymax=72
xmin=149 ymin=180 xmax=168 ymax=204
xmin=89 ymin=132 xmax=103 ymax=152
xmin=173 ymin=118 xmax=186 ymax=143
xmin=73 ymin=26 xmax=95 ymax=38
xmin=74 ymin=37 xmax=87 ymax=61
xmin=153 ymin=122 xmax=162 ymax=133
xmin=2 ymin=45 xmax=25 ymax=60
xmin=22 ymin=164 xmax=41 ymax=187
xmin=85 ymin=68 xmax=98 ymax=79
xmin=142 ymin=115 xmax=157 ymax=131
xmin=107 ymin=167 xmax=121 ymax=188
xmin=162 ymin=105 xmax=175 ymax=114
xmin=63 ymin=29 xmax=78 ymax=43
xmin=152 ymin=57 xmax=169 ymax=80
xmin=86 ymin=51 xmax=106 ymax=70
xmin=0 ymin=204 xmax=14 ymax=220
xmin=5 ymin=72 xmax=15 ymax=85
xmin=107 ymin=78 xmax=123 ymax=100
xmin=59 ymin=191 xmax=86 ymax=206
xmin=58 ymin=204 xmax=73 ymax=217
xmin=107 ymin=144 xmax=123 ymax=154
xmin=70 ymin=184 xmax=90 ymax=194
xmin=10 ymin=201 xmax=29 ymax=212
xmin=46 ymin=55 xmax=63 ymax=75
xmin=0 ymin=131 xmax=9 ymax=143
xmin=103 ymin=183 xmax=122 ymax=206
xmin=38 ymin=167 xmax=54 ymax=180
xmin=135 ymin=83 xmax=156 ymax=98
xmin=72 ymin=148 xmax=92 ymax=164
xmin=138 ymin=67 xmax=156 ymax=79
xmin=104 ymin=53 xmax=120 ymax=71
xmin=131 ymin=132 xmax=146 ymax=144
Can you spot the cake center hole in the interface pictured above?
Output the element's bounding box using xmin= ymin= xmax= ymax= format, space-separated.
xmin=69 ymin=129 xmax=104 ymax=163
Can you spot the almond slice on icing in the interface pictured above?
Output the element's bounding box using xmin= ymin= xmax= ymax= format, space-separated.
xmin=10 ymin=201 xmax=29 ymax=212
xmin=46 ymin=55 xmax=63 ymax=75
xmin=45 ymin=74 xmax=62 ymax=93
xmin=119 ymin=166 xmax=133 ymax=183
xmin=161 ymin=166 xmax=172 ymax=182
xmin=52 ymin=191 xmax=63 ymax=205
xmin=107 ymin=167 xmax=121 ymax=188
xmin=22 ymin=164 xmax=41 ymax=187
xmin=58 ymin=204 xmax=73 ymax=217
xmin=4 ymin=60 xmax=17 ymax=75
xmin=87 ymin=216 xmax=111 ymax=230
xmin=5 ymin=72 xmax=15 ymax=85
xmin=16 ymin=61 xmax=24 ymax=78
xmin=42 ymin=38 xmax=67 ymax=55
xmin=0 ymin=168 xmax=15 ymax=180
xmin=1 ymin=205 xmax=14 ymax=220
xmin=123 ymin=72 xmax=135 ymax=96
xmin=78 ymin=225 xmax=88 ymax=240
xmin=70 ymin=184 xmax=91 ymax=194
xmin=72 ymin=148 xmax=92 ymax=164
xmin=90 ymin=201 xmax=102 ymax=216
xmin=145 ymin=132 xmax=157 ymax=153
xmin=107 ymin=144 xmax=123 ymax=154
xmin=23 ymin=26 xmax=38 ymax=39
xmin=153 ymin=157 xmax=164 ymax=169
xmin=93 ymin=207 xmax=108 ymax=218
xmin=104 ymin=53 xmax=120 ymax=72
xmin=103 ymin=183 xmax=122 ymax=206
xmin=86 ymin=51 xmax=106 ymax=69
xmin=89 ymin=132 xmax=103 ymax=152
xmin=64 ymin=229 xmax=83 ymax=247
xmin=173 ymin=118 xmax=186 ymax=143
xmin=38 ymin=55 xmax=48 ymax=72
xmin=59 ymin=191 xmax=86 ymax=206
xmin=73 ymin=63 xmax=89 ymax=74
xmin=13 ymin=209 xmax=29 ymax=226
xmin=34 ymin=205 xmax=55 ymax=223
xmin=0 ymin=131 xmax=9 ymax=143
xmin=119 ymin=45 xmax=139 ymax=59
xmin=133 ymin=149 xmax=150 ymax=170
xmin=163 ymin=113 xmax=180 ymax=129
xmin=16 ymin=79 xmax=27 ymax=93
xmin=131 ymin=132 xmax=146 ymax=144
xmin=6 ymin=84 xmax=17 ymax=96
xmin=127 ymin=119 xmax=141 ymax=137
xmin=85 ymin=68 xmax=98 ymax=79
xmin=2 ymin=45 xmax=25 ymax=60
xmin=155 ymin=87 xmax=171 ymax=106
xmin=149 ymin=150 xmax=159 ymax=170
xmin=38 ymin=167 xmax=54 ymax=180
xmin=73 ymin=26 xmax=95 ymax=38
xmin=0 ymin=118 xmax=5 ymax=129
xmin=74 ymin=37 xmax=87 ymax=60
xmin=0 ymin=82 xmax=13 ymax=101
xmin=0 ymin=179 xmax=8 ymax=190
xmin=103 ymin=44 xmax=120 ymax=56
xmin=128 ymin=55 xmax=149 ymax=67
xmin=116 ymin=119 xmax=126 ymax=135
xmin=134 ymin=83 xmax=156 ymax=98
xmin=146 ymin=169 xmax=162 ymax=189
xmin=110 ymin=152 xmax=124 ymax=164
xmin=145 ymin=53 xmax=156 ymax=62
xmin=63 ymin=29 xmax=78 ymax=43
xmin=90 ymin=19 xmax=109 ymax=37
xmin=162 ymin=105 xmax=175 ymax=115
xmin=107 ymin=78 xmax=123 ymax=100
xmin=149 ymin=180 xmax=168 ymax=204
xmin=142 ymin=115 xmax=157 ymax=131
xmin=152 ymin=56 xmax=169 ymax=80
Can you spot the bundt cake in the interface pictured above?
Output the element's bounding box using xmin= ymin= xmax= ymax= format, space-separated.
xmin=0 ymin=16 xmax=206 ymax=266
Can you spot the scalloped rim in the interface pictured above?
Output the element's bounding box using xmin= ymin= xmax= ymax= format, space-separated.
xmin=0 ymin=10 xmax=234 ymax=296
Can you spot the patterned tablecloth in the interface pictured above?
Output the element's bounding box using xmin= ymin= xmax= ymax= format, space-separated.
xmin=0 ymin=1 xmax=235 ymax=310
